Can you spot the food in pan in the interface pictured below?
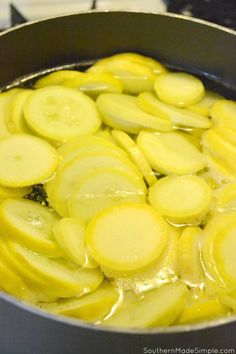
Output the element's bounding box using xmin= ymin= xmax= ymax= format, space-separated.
xmin=0 ymin=52 xmax=236 ymax=328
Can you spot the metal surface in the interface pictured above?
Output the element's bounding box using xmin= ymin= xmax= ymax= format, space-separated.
xmin=0 ymin=11 xmax=236 ymax=354
xmin=1 ymin=290 xmax=236 ymax=353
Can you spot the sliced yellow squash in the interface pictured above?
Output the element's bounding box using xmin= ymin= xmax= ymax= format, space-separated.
xmin=24 ymin=86 xmax=101 ymax=142
xmin=217 ymin=291 xmax=236 ymax=312
xmin=177 ymin=289 xmax=229 ymax=325
xmin=0 ymin=198 xmax=61 ymax=257
xmin=149 ymin=175 xmax=212 ymax=224
xmin=95 ymin=127 xmax=117 ymax=144
xmin=201 ymin=129 xmax=236 ymax=174
xmin=0 ymin=256 xmax=27 ymax=298
xmin=137 ymin=92 xmax=211 ymax=129
xmin=214 ymin=182 xmax=236 ymax=213
xmin=177 ymin=227 xmax=204 ymax=285
xmin=102 ymin=225 xmax=180 ymax=293
xmin=0 ymin=134 xmax=59 ymax=187
xmin=43 ymin=282 xmax=119 ymax=322
xmin=202 ymin=212 xmax=236 ymax=290
xmin=68 ymin=168 xmax=146 ymax=223
xmin=53 ymin=217 xmax=97 ymax=268
xmin=9 ymin=240 xmax=103 ymax=298
xmin=0 ymin=89 xmax=20 ymax=138
xmin=214 ymin=125 xmax=236 ymax=147
xmin=198 ymin=171 xmax=219 ymax=191
xmin=204 ymin=153 xmax=236 ymax=184
xmin=86 ymin=203 xmax=168 ymax=272
xmin=188 ymin=90 xmax=223 ymax=117
xmin=204 ymin=277 xmax=236 ymax=314
xmin=88 ymin=57 xmax=157 ymax=94
xmin=5 ymin=89 xmax=33 ymax=134
xmin=0 ymin=249 xmax=56 ymax=303
xmin=49 ymin=151 xmax=143 ymax=217
xmin=57 ymin=135 xmax=116 ymax=157
xmin=58 ymin=136 xmax=128 ymax=170
xmin=210 ymin=99 xmax=236 ymax=131
xmin=111 ymin=129 xmax=157 ymax=186
xmin=0 ymin=184 xmax=31 ymax=201
xmin=178 ymin=131 xmax=201 ymax=149
xmin=0 ymin=237 xmax=48 ymax=289
xmin=103 ymin=282 xmax=188 ymax=328
xmin=34 ymin=70 xmax=83 ymax=88
xmin=91 ymin=53 xmax=167 ymax=75
xmin=97 ymin=93 xmax=172 ymax=133
xmin=154 ymin=72 xmax=205 ymax=108
xmin=137 ymin=131 xmax=206 ymax=174
xmin=64 ymin=73 xmax=123 ymax=96
xmin=188 ymin=128 xmax=205 ymax=139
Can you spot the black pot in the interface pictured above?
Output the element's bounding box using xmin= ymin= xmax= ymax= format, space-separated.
xmin=0 ymin=11 xmax=236 ymax=354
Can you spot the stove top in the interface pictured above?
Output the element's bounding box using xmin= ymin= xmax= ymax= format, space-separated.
xmin=1 ymin=0 xmax=236 ymax=31
xmin=166 ymin=0 xmax=236 ymax=30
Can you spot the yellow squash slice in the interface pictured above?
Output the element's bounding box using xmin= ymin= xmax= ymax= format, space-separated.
xmin=214 ymin=182 xmax=236 ymax=213
xmin=154 ymin=72 xmax=205 ymax=107
xmin=217 ymin=291 xmax=236 ymax=312
xmin=137 ymin=92 xmax=211 ymax=129
xmin=111 ymin=129 xmax=157 ymax=186
xmin=137 ymin=131 xmax=206 ymax=175
xmin=64 ymin=73 xmax=123 ymax=96
xmin=188 ymin=90 xmax=223 ymax=117
xmin=201 ymin=129 xmax=236 ymax=174
xmin=0 ymin=250 xmax=56 ymax=303
xmin=178 ymin=131 xmax=201 ymax=149
xmin=0 ymin=198 xmax=61 ymax=257
xmin=177 ymin=227 xmax=204 ymax=285
xmin=5 ymin=89 xmax=33 ymax=134
xmin=57 ymin=136 xmax=128 ymax=170
xmin=0 ymin=89 xmax=20 ymax=138
xmin=0 ymin=237 xmax=48 ymax=290
xmin=58 ymin=135 xmax=116 ymax=157
xmin=0 ymin=256 xmax=27 ymax=298
xmin=102 ymin=225 xmax=180 ymax=293
xmin=210 ymin=99 xmax=236 ymax=131
xmin=43 ymin=282 xmax=119 ymax=322
xmin=204 ymin=153 xmax=236 ymax=185
xmin=24 ymin=86 xmax=101 ymax=142
xmin=90 ymin=52 xmax=167 ymax=75
xmin=34 ymin=70 xmax=83 ymax=88
xmin=176 ymin=289 xmax=229 ymax=325
xmin=95 ymin=127 xmax=117 ymax=144
xmin=96 ymin=93 xmax=172 ymax=133
xmin=48 ymin=151 xmax=143 ymax=217
xmin=202 ymin=212 xmax=236 ymax=290
xmin=103 ymin=282 xmax=188 ymax=328
xmin=214 ymin=125 xmax=236 ymax=147
xmin=86 ymin=203 xmax=168 ymax=272
xmin=149 ymin=175 xmax=212 ymax=224
xmin=87 ymin=57 xmax=157 ymax=94
xmin=0 ymin=134 xmax=59 ymax=187
xmin=0 ymin=184 xmax=31 ymax=201
xmin=68 ymin=168 xmax=146 ymax=223
xmin=53 ymin=217 xmax=97 ymax=268
xmin=9 ymin=240 xmax=103 ymax=298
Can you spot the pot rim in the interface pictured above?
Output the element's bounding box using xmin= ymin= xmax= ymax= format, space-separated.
xmin=0 ymin=9 xmax=236 ymax=336
xmin=1 ymin=290 xmax=236 ymax=335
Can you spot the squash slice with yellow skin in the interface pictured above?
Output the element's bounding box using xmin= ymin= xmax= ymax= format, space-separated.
xmin=103 ymin=282 xmax=188 ymax=328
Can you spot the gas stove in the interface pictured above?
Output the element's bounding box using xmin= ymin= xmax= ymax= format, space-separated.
xmin=166 ymin=0 xmax=236 ymax=30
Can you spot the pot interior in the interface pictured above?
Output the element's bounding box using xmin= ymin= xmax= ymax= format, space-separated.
xmin=0 ymin=11 xmax=236 ymax=335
